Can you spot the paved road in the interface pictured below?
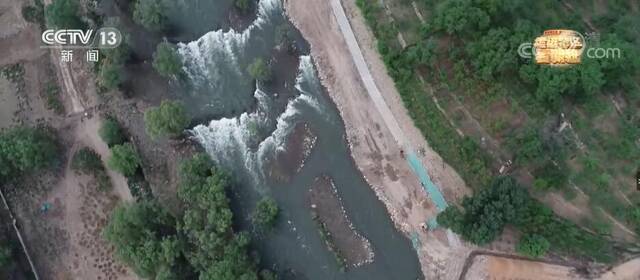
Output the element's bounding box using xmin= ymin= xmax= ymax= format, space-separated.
xmin=329 ymin=0 xmax=449 ymax=211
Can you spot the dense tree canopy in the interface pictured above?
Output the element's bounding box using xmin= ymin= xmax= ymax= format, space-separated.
xmin=144 ymin=100 xmax=190 ymax=139
xmin=133 ymin=0 xmax=168 ymax=31
xmin=45 ymin=0 xmax=84 ymax=29
xmin=104 ymin=201 xmax=179 ymax=279
xmin=105 ymin=154 xmax=261 ymax=279
xmin=438 ymin=177 xmax=530 ymax=244
xmin=0 ymin=126 xmax=58 ymax=180
xmin=438 ymin=176 xmax=615 ymax=261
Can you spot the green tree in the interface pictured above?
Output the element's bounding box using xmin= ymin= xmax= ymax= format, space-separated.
xmin=247 ymin=58 xmax=272 ymax=83
xmin=437 ymin=177 xmax=531 ymax=245
xmin=153 ymin=42 xmax=183 ymax=78
xmin=0 ymin=126 xmax=58 ymax=179
xmin=107 ymin=143 xmax=141 ymax=177
xmin=466 ymin=28 xmax=517 ymax=81
xmin=516 ymin=234 xmax=550 ymax=258
xmin=133 ymin=0 xmax=168 ymax=32
xmin=98 ymin=61 xmax=124 ymax=91
xmin=429 ymin=0 xmax=490 ymax=36
xmin=253 ymin=198 xmax=279 ymax=229
xmin=177 ymin=154 xmax=257 ymax=280
xmin=45 ymin=0 xmax=84 ymax=29
xmin=104 ymin=201 xmax=178 ymax=279
xmin=509 ymin=127 xmax=544 ymax=165
xmin=144 ymin=100 xmax=190 ymax=139
xmin=99 ymin=117 xmax=126 ymax=147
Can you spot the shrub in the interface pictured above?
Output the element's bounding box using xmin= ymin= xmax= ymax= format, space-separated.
xmin=253 ymin=197 xmax=279 ymax=229
xmin=72 ymin=147 xmax=111 ymax=190
xmin=152 ymin=42 xmax=182 ymax=78
xmin=72 ymin=147 xmax=103 ymax=173
xmin=133 ymin=0 xmax=168 ymax=32
xmin=516 ymin=234 xmax=550 ymax=258
xmin=99 ymin=117 xmax=126 ymax=147
xmin=247 ymin=58 xmax=272 ymax=83
xmin=144 ymin=100 xmax=189 ymax=139
xmin=107 ymin=143 xmax=141 ymax=177
xmin=45 ymin=0 xmax=84 ymax=29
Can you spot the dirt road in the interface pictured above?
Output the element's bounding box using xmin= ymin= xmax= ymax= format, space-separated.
xmin=285 ymin=0 xmax=473 ymax=278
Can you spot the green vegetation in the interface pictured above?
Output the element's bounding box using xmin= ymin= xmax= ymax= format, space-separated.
xmin=72 ymin=147 xmax=111 ymax=190
xmin=152 ymin=42 xmax=183 ymax=78
xmin=107 ymin=143 xmax=141 ymax=177
xmin=72 ymin=147 xmax=103 ymax=173
xmin=356 ymin=0 xmax=493 ymax=188
xmin=45 ymin=0 xmax=84 ymax=29
xmin=97 ymin=17 xmax=131 ymax=93
xmin=99 ymin=117 xmax=127 ymax=147
xmin=144 ymin=100 xmax=190 ymax=139
xmin=516 ymin=234 xmax=550 ymax=258
xmin=358 ymin=0 xmax=640 ymax=259
xmin=105 ymin=154 xmax=261 ymax=279
xmin=104 ymin=200 xmax=178 ymax=278
xmin=43 ymin=82 xmax=64 ymax=115
xmin=1 ymin=64 xmax=25 ymax=93
xmin=133 ymin=0 xmax=168 ymax=32
xmin=628 ymin=206 xmax=640 ymax=234
xmin=22 ymin=0 xmax=45 ymax=27
xmin=234 ymin=0 xmax=251 ymax=13
xmin=253 ymin=197 xmax=279 ymax=229
xmin=0 ymin=126 xmax=58 ymax=180
xmin=0 ymin=243 xmax=11 ymax=269
xmin=438 ymin=177 xmax=615 ymax=262
xmin=98 ymin=61 xmax=124 ymax=91
xmin=247 ymin=58 xmax=272 ymax=83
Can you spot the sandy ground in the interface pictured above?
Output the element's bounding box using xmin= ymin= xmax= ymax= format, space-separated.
xmin=464 ymin=255 xmax=582 ymax=280
xmin=285 ymin=0 xmax=474 ymax=278
xmin=599 ymin=258 xmax=640 ymax=280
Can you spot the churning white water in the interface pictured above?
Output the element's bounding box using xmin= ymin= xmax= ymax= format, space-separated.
xmin=177 ymin=0 xmax=283 ymax=86
xmin=190 ymin=55 xmax=321 ymax=184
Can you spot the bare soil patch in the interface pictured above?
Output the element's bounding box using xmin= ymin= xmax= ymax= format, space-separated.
xmin=464 ymin=255 xmax=582 ymax=280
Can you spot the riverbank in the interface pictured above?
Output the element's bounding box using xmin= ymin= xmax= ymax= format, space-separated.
xmin=284 ymin=0 xmax=474 ymax=278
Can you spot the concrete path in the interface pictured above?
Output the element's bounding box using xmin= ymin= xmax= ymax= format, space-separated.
xmin=329 ymin=0 xmax=449 ymax=211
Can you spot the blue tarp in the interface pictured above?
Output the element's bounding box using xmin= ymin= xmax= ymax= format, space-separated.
xmin=406 ymin=152 xmax=448 ymax=212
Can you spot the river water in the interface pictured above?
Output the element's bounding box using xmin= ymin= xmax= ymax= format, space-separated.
xmin=173 ymin=0 xmax=423 ymax=278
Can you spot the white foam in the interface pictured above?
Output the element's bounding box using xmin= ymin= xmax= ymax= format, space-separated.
xmin=178 ymin=0 xmax=283 ymax=85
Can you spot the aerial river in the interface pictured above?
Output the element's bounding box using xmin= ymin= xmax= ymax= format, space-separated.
xmin=169 ymin=0 xmax=423 ymax=278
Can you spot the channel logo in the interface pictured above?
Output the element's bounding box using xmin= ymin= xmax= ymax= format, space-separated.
xmin=41 ymin=27 xmax=122 ymax=49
